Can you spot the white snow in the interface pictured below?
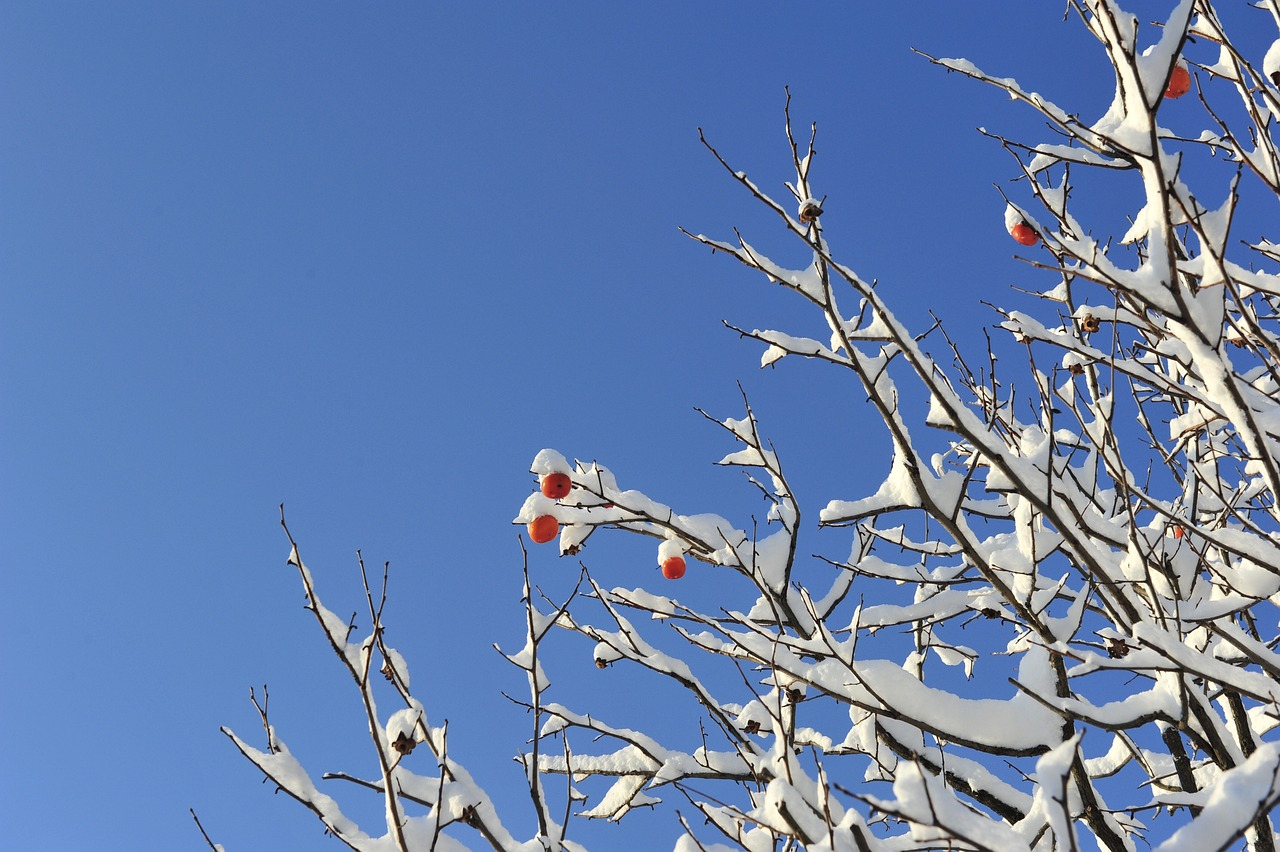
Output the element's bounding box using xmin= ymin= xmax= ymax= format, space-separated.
xmin=1264 ymin=38 xmax=1280 ymax=85
xmin=1154 ymin=744 xmax=1280 ymax=851
xmin=529 ymin=448 xmax=571 ymax=476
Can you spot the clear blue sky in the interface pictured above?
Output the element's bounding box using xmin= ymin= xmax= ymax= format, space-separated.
xmin=3 ymin=3 xmax=1255 ymax=849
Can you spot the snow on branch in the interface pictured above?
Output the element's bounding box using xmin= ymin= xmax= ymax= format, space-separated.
xmin=221 ymin=3 xmax=1280 ymax=849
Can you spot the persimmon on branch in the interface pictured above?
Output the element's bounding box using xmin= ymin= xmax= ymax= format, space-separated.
xmin=219 ymin=2 xmax=1280 ymax=849
xmin=511 ymin=3 xmax=1280 ymax=849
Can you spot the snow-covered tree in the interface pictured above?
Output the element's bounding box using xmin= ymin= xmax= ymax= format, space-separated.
xmin=220 ymin=2 xmax=1280 ymax=849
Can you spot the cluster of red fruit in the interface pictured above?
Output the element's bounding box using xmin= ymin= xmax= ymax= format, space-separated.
xmin=526 ymin=473 xmax=572 ymax=544
xmin=527 ymin=472 xmax=687 ymax=580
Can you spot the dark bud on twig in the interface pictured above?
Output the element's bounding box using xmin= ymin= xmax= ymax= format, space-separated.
xmin=392 ymin=731 xmax=417 ymax=755
xmin=744 ymin=720 xmax=761 ymax=734
xmin=594 ymin=657 xmax=609 ymax=669
xmin=1068 ymin=363 xmax=1086 ymax=375
xmin=798 ymin=201 xmax=824 ymax=225
xmin=1105 ymin=637 xmax=1130 ymax=659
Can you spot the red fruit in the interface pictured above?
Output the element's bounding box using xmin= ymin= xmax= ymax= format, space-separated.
xmin=1010 ymin=222 xmax=1038 ymax=246
xmin=661 ymin=556 xmax=686 ymax=580
xmin=1173 ymin=526 xmax=1185 ymax=539
xmin=527 ymin=515 xmax=559 ymax=544
xmin=540 ymin=472 xmax=572 ymax=500
xmin=1165 ymin=63 xmax=1191 ymax=99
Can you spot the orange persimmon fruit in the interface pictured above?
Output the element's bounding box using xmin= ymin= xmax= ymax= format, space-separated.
xmin=540 ymin=472 xmax=572 ymax=500
xmin=527 ymin=515 xmax=559 ymax=544
xmin=1010 ymin=222 xmax=1038 ymax=246
xmin=1166 ymin=62 xmax=1191 ymax=99
xmin=661 ymin=556 xmax=686 ymax=579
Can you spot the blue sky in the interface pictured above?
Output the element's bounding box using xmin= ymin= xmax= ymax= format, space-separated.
xmin=4 ymin=2 xmax=1257 ymax=849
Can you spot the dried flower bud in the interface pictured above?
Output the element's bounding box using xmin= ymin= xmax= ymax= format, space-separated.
xmin=1105 ymin=637 xmax=1130 ymax=659
xmin=391 ymin=731 xmax=416 ymax=755
xmin=744 ymin=720 xmax=761 ymax=734
xmin=1081 ymin=315 xmax=1101 ymax=334
xmin=798 ymin=201 xmax=824 ymax=224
